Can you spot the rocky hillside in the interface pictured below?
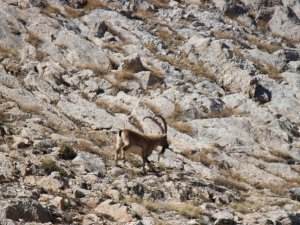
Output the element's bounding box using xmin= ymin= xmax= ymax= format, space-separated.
xmin=1 ymin=0 xmax=300 ymax=224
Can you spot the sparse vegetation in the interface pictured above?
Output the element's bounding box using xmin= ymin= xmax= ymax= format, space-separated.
xmin=83 ymin=0 xmax=108 ymax=12
xmin=41 ymin=157 xmax=58 ymax=175
xmin=41 ymin=4 xmax=61 ymax=16
xmin=213 ymin=175 xmax=249 ymax=192
xmin=212 ymin=30 xmax=243 ymax=46
xmin=35 ymin=50 xmax=48 ymax=61
xmin=164 ymin=202 xmax=205 ymax=219
xmin=18 ymin=103 xmax=43 ymax=115
xmin=247 ymin=36 xmax=281 ymax=53
xmin=269 ymin=148 xmax=293 ymax=160
xmin=124 ymin=197 xmax=205 ymax=219
xmin=181 ymin=147 xmax=220 ymax=167
xmin=59 ymin=145 xmax=77 ymax=160
xmin=0 ymin=146 xmax=7 ymax=152
xmin=0 ymin=44 xmax=19 ymax=58
xmin=171 ymin=121 xmax=197 ymax=137
xmin=56 ymin=43 xmax=68 ymax=50
xmin=101 ymin=42 xmax=126 ymax=53
xmin=78 ymin=64 xmax=110 ymax=75
xmin=166 ymin=104 xmax=196 ymax=137
xmin=0 ymin=110 xmax=4 ymax=121
xmin=25 ymin=32 xmax=43 ymax=48
xmin=75 ymin=139 xmax=99 ymax=155
xmin=150 ymin=0 xmax=170 ymax=9
xmin=96 ymin=99 xmax=131 ymax=115
xmin=145 ymin=102 xmax=196 ymax=137
xmin=64 ymin=6 xmax=84 ymax=18
xmin=115 ymin=70 xmax=135 ymax=81
xmin=129 ymin=116 xmax=144 ymax=133
xmin=203 ymin=107 xmax=237 ymax=119
xmin=230 ymin=199 xmax=265 ymax=214
xmin=156 ymin=54 xmax=214 ymax=81
xmin=233 ymin=47 xmax=282 ymax=81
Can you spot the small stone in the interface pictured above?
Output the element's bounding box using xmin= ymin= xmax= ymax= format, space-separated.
xmin=74 ymin=189 xmax=86 ymax=198
xmin=50 ymin=196 xmax=66 ymax=211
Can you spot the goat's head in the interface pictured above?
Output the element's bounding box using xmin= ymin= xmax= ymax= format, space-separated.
xmin=143 ymin=114 xmax=170 ymax=156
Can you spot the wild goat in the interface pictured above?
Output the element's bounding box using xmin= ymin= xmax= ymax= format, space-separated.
xmin=115 ymin=115 xmax=169 ymax=174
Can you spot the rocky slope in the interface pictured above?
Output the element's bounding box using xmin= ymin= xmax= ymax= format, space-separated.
xmin=0 ymin=0 xmax=300 ymax=224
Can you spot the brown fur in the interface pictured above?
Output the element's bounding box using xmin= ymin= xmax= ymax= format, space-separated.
xmin=115 ymin=118 xmax=169 ymax=175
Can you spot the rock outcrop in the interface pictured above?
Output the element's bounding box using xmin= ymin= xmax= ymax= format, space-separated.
xmin=0 ymin=0 xmax=300 ymax=224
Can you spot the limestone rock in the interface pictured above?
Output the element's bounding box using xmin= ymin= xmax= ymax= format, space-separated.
xmin=36 ymin=172 xmax=68 ymax=192
xmin=269 ymin=7 xmax=300 ymax=41
xmin=0 ymin=199 xmax=51 ymax=223
xmin=94 ymin=200 xmax=134 ymax=223
xmin=72 ymin=152 xmax=106 ymax=175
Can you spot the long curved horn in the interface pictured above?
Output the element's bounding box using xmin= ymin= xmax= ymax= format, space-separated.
xmin=155 ymin=115 xmax=168 ymax=134
xmin=143 ymin=116 xmax=165 ymax=134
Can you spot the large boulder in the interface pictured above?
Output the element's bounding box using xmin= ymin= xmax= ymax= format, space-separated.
xmin=94 ymin=200 xmax=134 ymax=223
xmin=0 ymin=199 xmax=51 ymax=223
xmin=269 ymin=7 xmax=300 ymax=41
xmin=72 ymin=152 xmax=106 ymax=175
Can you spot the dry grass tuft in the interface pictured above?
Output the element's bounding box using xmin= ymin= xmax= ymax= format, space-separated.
xmin=171 ymin=121 xmax=197 ymax=137
xmin=230 ymin=199 xmax=265 ymax=214
xmin=96 ymin=99 xmax=131 ymax=115
xmin=167 ymin=103 xmax=196 ymax=137
xmin=56 ymin=43 xmax=68 ymax=50
xmin=164 ymin=202 xmax=205 ymax=218
xmin=145 ymin=102 xmax=196 ymax=136
xmin=101 ymin=42 xmax=126 ymax=53
xmin=114 ymin=70 xmax=135 ymax=81
xmin=25 ymin=32 xmax=43 ymax=48
xmin=154 ymin=220 xmax=172 ymax=225
xmin=59 ymin=145 xmax=77 ymax=160
xmin=129 ymin=116 xmax=144 ymax=133
xmin=202 ymin=107 xmax=237 ymax=119
xmin=252 ymin=59 xmax=282 ymax=81
xmin=252 ymin=152 xmax=284 ymax=163
xmin=233 ymin=47 xmax=282 ymax=81
xmin=125 ymin=197 xmax=205 ymax=219
xmin=64 ymin=6 xmax=85 ymax=18
xmin=213 ymin=175 xmax=249 ymax=192
xmin=74 ymin=139 xmax=99 ymax=155
xmin=150 ymin=0 xmax=170 ymax=9
xmin=0 ymin=44 xmax=19 ymax=59
xmin=19 ymin=102 xmax=43 ymax=115
xmin=78 ymin=64 xmax=109 ymax=75
xmin=181 ymin=147 xmax=220 ymax=167
xmin=84 ymin=0 xmax=108 ymax=12
xmin=252 ymin=182 xmax=289 ymax=196
xmin=41 ymin=5 xmax=61 ymax=15
xmin=109 ymin=81 xmax=132 ymax=95
xmin=269 ymin=148 xmax=293 ymax=160
xmin=157 ymin=54 xmax=214 ymax=81
xmin=86 ymin=131 xmax=112 ymax=147
xmin=247 ymin=36 xmax=282 ymax=53
xmin=212 ymin=30 xmax=242 ymax=45
xmin=0 ymin=110 xmax=4 ymax=121
xmin=41 ymin=157 xmax=58 ymax=175
xmin=36 ymin=50 xmax=48 ymax=61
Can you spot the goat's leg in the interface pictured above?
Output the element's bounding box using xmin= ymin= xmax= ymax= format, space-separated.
xmin=121 ymin=144 xmax=130 ymax=162
xmin=115 ymin=146 xmax=122 ymax=162
xmin=142 ymin=157 xmax=147 ymax=175
xmin=115 ymin=136 xmax=124 ymax=162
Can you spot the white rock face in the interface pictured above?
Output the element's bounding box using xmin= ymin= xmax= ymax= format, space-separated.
xmin=0 ymin=0 xmax=300 ymax=224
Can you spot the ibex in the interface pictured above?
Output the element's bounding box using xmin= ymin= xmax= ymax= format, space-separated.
xmin=115 ymin=115 xmax=169 ymax=174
